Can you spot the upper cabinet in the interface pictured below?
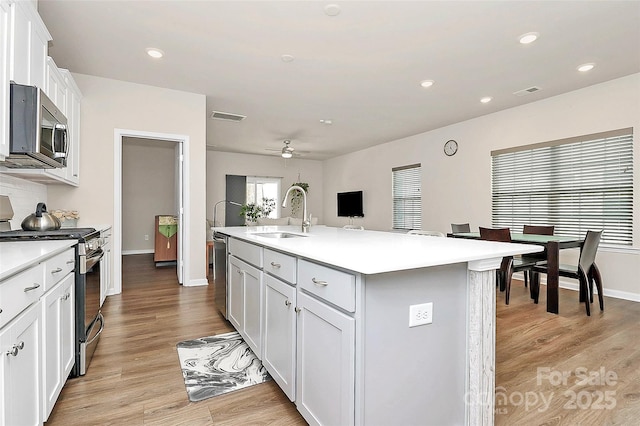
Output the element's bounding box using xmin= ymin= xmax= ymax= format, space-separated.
xmin=0 ymin=0 xmax=82 ymax=186
xmin=0 ymin=0 xmax=10 ymax=160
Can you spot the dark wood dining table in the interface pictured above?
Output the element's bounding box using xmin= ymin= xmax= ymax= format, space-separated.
xmin=448 ymin=232 xmax=582 ymax=314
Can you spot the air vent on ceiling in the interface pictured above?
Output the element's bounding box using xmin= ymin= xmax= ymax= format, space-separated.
xmin=210 ymin=111 xmax=246 ymax=122
xmin=513 ymin=86 xmax=542 ymax=97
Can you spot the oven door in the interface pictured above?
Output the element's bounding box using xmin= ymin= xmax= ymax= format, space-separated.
xmin=79 ymin=249 xmax=105 ymax=375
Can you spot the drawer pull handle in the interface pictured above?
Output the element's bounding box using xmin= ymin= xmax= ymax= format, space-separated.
xmin=51 ymin=267 xmax=63 ymax=274
xmin=285 ymin=300 xmax=292 ymax=307
xmin=312 ymin=278 xmax=328 ymax=287
xmin=66 ymin=260 xmax=75 ymax=265
xmin=24 ymin=283 xmax=41 ymax=292
xmin=270 ymin=262 xmax=281 ymax=269
xmin=62 ymin=293 xmax=70 ymax=301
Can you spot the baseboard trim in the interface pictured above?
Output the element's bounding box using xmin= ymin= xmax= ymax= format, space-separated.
xmin=513 ymin=272 xmax=640 ymax=303
xmin=122 ymin=249 xmax=154 ymax=255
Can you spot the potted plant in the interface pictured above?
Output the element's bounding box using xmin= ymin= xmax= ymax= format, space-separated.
xmin=239 ymin=198 xmax=276 ymax=225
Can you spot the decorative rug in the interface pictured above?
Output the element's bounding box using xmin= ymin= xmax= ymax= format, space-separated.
xmin=176 ymin=331 xmax=271 ymax=402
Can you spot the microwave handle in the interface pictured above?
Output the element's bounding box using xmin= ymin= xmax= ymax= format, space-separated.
xmin=53 ymin=124 xmax=68 ymax=158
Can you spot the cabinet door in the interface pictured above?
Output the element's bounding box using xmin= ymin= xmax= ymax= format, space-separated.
xmin=0 ymin=303 xmax=41 ymax=426
xmin=228 ymin=256 xmax=244 ymax=332
xmin=42 ymin=281 xmax=63 ymax=419
xmin=296 ymin=291 xmax=355 ymax=426
xmin=242 ymin=261 xmax=262 ymax=358
xmin=263 ymin=274 xmax=296 ymax=401
xmin=61 ymin=275 xmax=75 ymax=379
xmin=100 ymin=238 xmax=111 ymax=307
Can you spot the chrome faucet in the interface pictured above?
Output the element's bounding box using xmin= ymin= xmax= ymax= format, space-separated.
xmin=282 ymin=185 xmax=310 ymax=233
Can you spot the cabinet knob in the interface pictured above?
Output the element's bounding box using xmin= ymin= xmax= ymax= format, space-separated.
xmin=24 ymin=283 xmax=41 ymax=292
xmin=270 ymin=262 xmax=281 ymax=269
xmin=285 ymin=300 xmax=292 ymax=307
xmin=295 ymin=307 xmax=301 ymax=313
xmin=312 ymin=278 xmax=328 ymax=287
xmin=6 ymin=341 xmax=24 ymax=357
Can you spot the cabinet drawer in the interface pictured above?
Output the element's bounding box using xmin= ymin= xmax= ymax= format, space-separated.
xmin=44 ymin=248 xmax=75 ymax=292
xmin=229 ymin=238 xmax=263 ymax=268
xmin=0 ymin=263 xmax=45 ymax=329
xmin=298 ymin=260 xmax=355 ymax=312
xmin=264 ymin=249 xmax=296 ymax=284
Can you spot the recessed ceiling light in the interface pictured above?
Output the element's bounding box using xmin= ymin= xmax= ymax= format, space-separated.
xmin=420 ymin=80 xmax=434 ymax=88
xmin=519 ymin=32 xmax=539 ymax=44
xmin=146 ymin=48 xmax=164 ymax=59
xmin=480 ymin=97 xmax=493 ymax=104
xmin=320 ymin=119 xmax=333 ymax=125
xmin=281 ymin=54 xmax=295 ymax=63
xmin=324 ymin=4 xmax=341 ymax=16
xmin=577 ymin=63 xmax=595 ymax=72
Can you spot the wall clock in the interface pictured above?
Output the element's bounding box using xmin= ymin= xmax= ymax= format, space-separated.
xmin=444 ymin=139 xmax=458 ymax=156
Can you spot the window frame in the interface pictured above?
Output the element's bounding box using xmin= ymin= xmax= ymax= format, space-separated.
xmin=392 ymin=163 xmax=422 ymax=231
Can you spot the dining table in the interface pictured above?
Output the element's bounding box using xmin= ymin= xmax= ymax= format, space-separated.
xmin=448 ymin=232 xmax=583 ymax=314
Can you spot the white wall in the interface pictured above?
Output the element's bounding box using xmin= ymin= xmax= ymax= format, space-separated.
xmin=48 ymin=73 xmax=207 ymax=288
xmin=206 ymin=150 xmax=323 ymax=226
xmin=323 ymin=74 xmax=640 ymax=299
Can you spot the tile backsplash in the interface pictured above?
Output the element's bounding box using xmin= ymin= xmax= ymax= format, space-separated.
xmin=0 ymin=174 xmax=47 ymax=230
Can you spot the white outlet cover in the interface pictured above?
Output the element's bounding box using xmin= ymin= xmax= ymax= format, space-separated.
xmin=409 ymin=302 xmax=433 ymax=327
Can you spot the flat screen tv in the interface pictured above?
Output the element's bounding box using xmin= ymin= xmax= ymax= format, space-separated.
xmin=337 ymin=191 xmax=364 ymax=217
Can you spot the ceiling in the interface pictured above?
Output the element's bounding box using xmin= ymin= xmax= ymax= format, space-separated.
xmin=38 ymin=1 xmax=640 ymax=160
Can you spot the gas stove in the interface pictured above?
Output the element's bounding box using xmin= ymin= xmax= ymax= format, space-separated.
xmin=0 ymin=227 xmax=99 ymax=242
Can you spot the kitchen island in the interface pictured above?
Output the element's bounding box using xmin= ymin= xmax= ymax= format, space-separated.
xmin=214 ymin=225 xmax=542 ymax=426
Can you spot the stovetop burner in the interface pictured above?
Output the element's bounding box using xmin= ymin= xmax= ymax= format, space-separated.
xmin=0 ymin=227 xmax=98 ymax=241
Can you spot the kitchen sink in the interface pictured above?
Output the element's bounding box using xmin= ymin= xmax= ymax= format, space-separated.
xmin=253 ymin=232 xmax=307 ymax=239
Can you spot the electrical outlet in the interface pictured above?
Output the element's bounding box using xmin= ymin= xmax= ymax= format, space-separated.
xmin=144 ymin=234 xmax=149 ymax=241
xmin=409 ymin=302 xmax=433 ymax=327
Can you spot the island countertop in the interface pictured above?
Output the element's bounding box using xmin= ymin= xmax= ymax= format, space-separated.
xmin=214 ymin=225 xmax=542 ymax=275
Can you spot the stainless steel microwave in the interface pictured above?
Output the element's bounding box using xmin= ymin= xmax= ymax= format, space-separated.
xmin=5 ymin=82 xmax=68 ymax=169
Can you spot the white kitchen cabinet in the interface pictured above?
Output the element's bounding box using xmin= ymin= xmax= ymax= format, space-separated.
xmin=60 ymin=69 xmax=82 ymax=185
xmin=263 ymin=273 xmax=296 ymax=401
xmin=0 ymin=301 xmax=42 ymax=426
xmin=0 ymin=0 xmax=10 ymax=161
xmin=295 ymin=290 xmax=355 ymax=426
xmin=8 ymin=0 xmax=50 ymax=89
xmin=228 ymin=255 xmax=263 ymax=358
xmin=41 ymin=272 xmax=74 ymax=421
xmin=45 ymin=57 xmax=67 ymax=114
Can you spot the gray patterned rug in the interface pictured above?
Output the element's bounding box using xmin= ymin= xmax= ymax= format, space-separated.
xmin=176 ymin=331 xmax=271 ymax=402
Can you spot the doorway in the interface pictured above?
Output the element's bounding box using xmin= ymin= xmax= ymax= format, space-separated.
xmin=113 ymin=129 xmax=189 ymax=295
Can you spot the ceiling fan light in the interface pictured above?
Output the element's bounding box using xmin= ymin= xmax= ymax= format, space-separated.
xmin=281 ymin=150 xmax=293 ymax=158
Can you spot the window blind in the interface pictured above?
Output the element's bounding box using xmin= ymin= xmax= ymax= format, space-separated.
xmin=491 ymin=129 xmax=633 ymax=245
xmin=392 ymin=164 xmax=421 ymax=230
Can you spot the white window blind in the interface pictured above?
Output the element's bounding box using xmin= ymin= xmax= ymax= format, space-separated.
xmin=392 ymin=164 xmax=421 ymax=230
xmin=491 ymin=128 xmax=633 ymax=245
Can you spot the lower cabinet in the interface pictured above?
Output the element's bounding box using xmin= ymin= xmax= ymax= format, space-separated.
xmin=41 ymin=272 xmax=75 ymax=421
xmin=263 ymin=274 xmax=296 ymax=401
xmin=0 ymin=302 xmax=41 ymax=426
xmin=295 ymin=291 xmax=355 ymax=426
xmin=228 ymin=255 xmax=263 ymax=357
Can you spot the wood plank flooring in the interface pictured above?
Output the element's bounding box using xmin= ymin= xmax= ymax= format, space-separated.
xmin=46 ymin=254 xmax=639 ymax=425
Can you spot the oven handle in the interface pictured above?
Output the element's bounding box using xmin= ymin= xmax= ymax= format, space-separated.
xmin=81 ymin=249 xmax=104 ymax=274
xmin=86 ymin=312 xmax=105 ymax=346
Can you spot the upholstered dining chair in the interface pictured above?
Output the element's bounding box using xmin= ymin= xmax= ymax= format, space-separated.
xmin=531 ymin=230 xmax=603 ymax=316
xmin=407 ymin=230 xmax=445 ymax=237
xmin=479 ymin=227 xmax=539 ymax=305
xmin=521 ymin=225 xmax=555 ymax=287
xmin=451 ymin=223 xmax=471 ymax=233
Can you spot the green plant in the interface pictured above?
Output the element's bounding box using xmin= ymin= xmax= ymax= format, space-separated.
xmin=289 ymin=182 xmax=309 ymax=217
xmin=239 ymin=197 xmax=276 ymax=224
xmin=261 ymin=197 xmax=276 ymax=217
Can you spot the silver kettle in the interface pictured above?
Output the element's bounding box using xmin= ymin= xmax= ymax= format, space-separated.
xmin=21 ymin=203 xmax=62 ymax=231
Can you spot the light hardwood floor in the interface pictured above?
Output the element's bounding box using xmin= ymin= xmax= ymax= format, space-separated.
xmin=46 ymin=254 xmax=639 ymax=425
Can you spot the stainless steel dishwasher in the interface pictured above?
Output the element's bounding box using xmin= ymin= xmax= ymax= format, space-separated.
xmin=213 ymin=232 xmax=228 ymax=318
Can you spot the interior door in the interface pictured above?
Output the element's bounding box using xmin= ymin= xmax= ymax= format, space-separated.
xmin=175 ymin=142 xmax=184 ymax=284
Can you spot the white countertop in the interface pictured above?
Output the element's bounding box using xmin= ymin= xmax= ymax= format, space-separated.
xmin=0 ymin=240 xmax=77 ymax=281
xmin=214 ymin=225 xmax=543 ymax=275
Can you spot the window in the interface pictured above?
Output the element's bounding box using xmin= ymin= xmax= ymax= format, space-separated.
xmin=246 ymin=176 xmax=281 ymax=218
xmin=491 ymin=128 xmax=633 ymax=246
xmin=392 ymin=164 xmax=422 ymax=230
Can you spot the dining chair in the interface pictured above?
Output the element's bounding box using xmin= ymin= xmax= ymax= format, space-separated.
xmin=479 ymin=227 xmax=539 ymax=305
xmin=531 ymin=230 xmax=603 ymax=316
xmin=521 ymin=225 xmax=555 ymax=287
xmin=407 ymin=230 xmax=445 ymax=237
xmin=451 ymin=223 xmax=471 ymax=233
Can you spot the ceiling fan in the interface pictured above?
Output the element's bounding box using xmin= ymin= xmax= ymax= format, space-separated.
xmin=266 ymin=139 xmax=307 ymax=158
